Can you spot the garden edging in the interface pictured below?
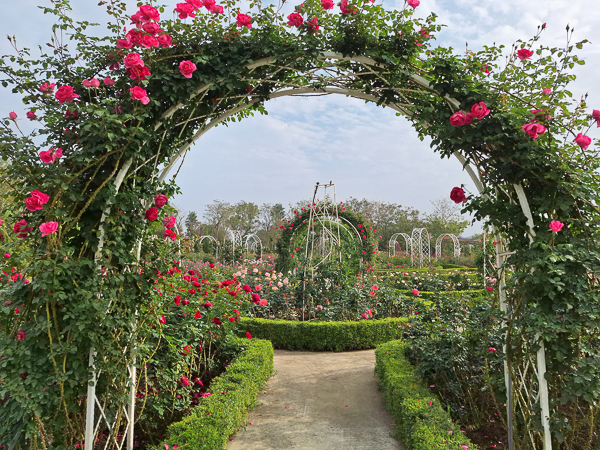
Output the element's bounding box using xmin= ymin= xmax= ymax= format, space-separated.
xmin=158 ymin=338 xmax=274 ymax=450
xmin=375 ymin=340 xmax=477 ymax=450
xmin=239 ymin=317 xmax=407 ymax=352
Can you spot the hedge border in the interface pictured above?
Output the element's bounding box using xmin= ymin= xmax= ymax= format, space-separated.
xmin=375 ymin=340 xmax=478 ymax=450
xmin=159 ymin=338 xmax=274 ymax=450
xmin=238 ymin=317 xmax=407 ymax=352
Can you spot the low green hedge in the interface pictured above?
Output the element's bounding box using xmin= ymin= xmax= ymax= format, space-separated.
xmin=238 ymin=317 xmax=408 ymax=352
xmin=159 ymin=338 xmax=274 ymax=450
xmin=397 ymin=289 xmax=486 ymax=299
xmin=375 ymin=340 xmax=477 ymax=450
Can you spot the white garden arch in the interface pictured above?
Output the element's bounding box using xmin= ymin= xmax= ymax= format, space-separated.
xmin=435 ymin=233 xmax=461 ymax=258
xmin=244 ymin=233 xmax=263 ymax=260
xmin=87 ymin=53 xmax=552 ymax=450
xmin=388 ymin=232 xmax=412 ymax=258
xmin=198 ymin=234 xmax=219 ymax=258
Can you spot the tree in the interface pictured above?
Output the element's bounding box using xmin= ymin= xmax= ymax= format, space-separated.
xmin=422 ymin=197 xmax=469 ymax=237
xmin=225 ymin=201 xmax=259 ymax=237
xmin=185 ymin=211 xmax=199 ymax=236
xmin=203 ymin=200 xmax=232 ymax=241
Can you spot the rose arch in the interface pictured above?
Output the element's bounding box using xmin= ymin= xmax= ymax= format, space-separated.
xmin=1 ymin=1 xmax=599 ymax=449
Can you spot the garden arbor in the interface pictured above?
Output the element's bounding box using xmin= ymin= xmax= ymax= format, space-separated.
xmin=1 ymin=1 xmax=600 ymax=449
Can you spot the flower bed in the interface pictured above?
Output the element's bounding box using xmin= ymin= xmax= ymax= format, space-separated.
xmin=238 ymin=317 xmax=407 ymax=351
xmin=157 ymin=338 xmax=274 ymax=450
xmin=375 ymin=340 xmax=476 ymax=450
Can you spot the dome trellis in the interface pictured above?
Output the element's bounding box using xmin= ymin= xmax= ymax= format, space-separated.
xmin=1 ymin=0 xmax=599 ymax=448
xmin=388 ymin=232 xmax=412 ymax=258
xmin=435 ymin=233 xmax=460 ymax=258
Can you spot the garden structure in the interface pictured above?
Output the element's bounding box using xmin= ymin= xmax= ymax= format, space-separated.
xmin=1 ymin=0 xmax=600 ymax=449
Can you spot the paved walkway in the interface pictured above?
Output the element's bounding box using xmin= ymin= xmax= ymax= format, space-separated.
xmin=228 ymin=349 xmax=403 ymax=450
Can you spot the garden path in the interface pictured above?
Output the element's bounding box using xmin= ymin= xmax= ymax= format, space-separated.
xmin=227 ymin=349 xmax=403 ymax=450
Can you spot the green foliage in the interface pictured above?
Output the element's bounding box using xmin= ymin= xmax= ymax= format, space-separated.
xmin=238 ymin=317 xmax=407 ymax=351
xmin=375 ymin=340 xmax=477 ymax=450
xmin=158 ymin=338 xmax=274 ymax=450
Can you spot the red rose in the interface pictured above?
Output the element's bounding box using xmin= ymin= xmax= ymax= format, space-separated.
xmin=236 ymin=13 xmax=252 ymax=28
xmin=123 ymin=53 xmax=144 ymax=69
xmin=157 ymin=34 xmax=173 ymax=47
xmin=449 ymin=111 xmax=468 ymax=127
xmin=145 ymin=207 xmax=159 ymax=221
xmin=127 ymin=66 xmax=151 ymax=81
xmin=516 ymin=48 xmax=533 ymax=61
xmin=450 ymin=187 xmax=467 ymax=204
xmin=154 ymin=194 xmax=168 ymax=208
xmin=470 ymin=102 xmax=490 ymax=119
xmin=287 ymin=12 xmax=303 ymax=28
xmin=55 ymin=86 xmax=80 ymax=105
xmin=246 ymin=332 xmax=252 ymax=339
xmin=25 ymin=190 xmax=50 ymax=212
xmin=179 ymin=60 xmax=197 ymax=79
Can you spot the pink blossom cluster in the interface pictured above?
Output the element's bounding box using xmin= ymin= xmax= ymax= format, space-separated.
xmin=175 ymin=0 xmax=223 ymax=18
xmin=449 ymin=102 xmax=490 ymax=127
xmin=118 ymin=5 xmax=173 ymax=49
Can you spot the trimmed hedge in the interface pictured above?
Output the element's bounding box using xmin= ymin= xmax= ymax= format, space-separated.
xmin=375 ymin=340 xmax=478 ymax=450
xmin=398 ymin=289 xmax=486 ymax=299
xmin=159 ymin=338 xmax=274 ymax=450
xmin=238 ymin=317 xmax=408 ymax=352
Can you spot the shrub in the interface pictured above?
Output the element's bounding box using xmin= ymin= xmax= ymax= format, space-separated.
xmin=158 ymin=338 xmax=274 ymax=450
xmin=238 ymin=317 xmax=407 ymax=351
xmin=375 ymin=340 xmax=477 ymax=450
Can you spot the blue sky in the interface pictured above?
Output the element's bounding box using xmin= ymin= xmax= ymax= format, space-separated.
xmin=2 ymin=0 xmax=599 ymax=236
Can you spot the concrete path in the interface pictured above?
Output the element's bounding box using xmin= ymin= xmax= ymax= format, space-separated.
xmin=228 ymin=349 xmax=402 ymax=450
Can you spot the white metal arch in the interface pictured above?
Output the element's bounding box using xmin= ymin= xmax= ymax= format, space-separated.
xmin=410 ymin=228 xmax=430 ymax=268
xmin=435 ymin=233 xmax=461 ymax=258
xmin=244 ymin=233 xmax=263 ymax=260
xmin=388 ymin=232 xmax=412 ymax=258
xmin=198 ymin=235 xmax=219 ymax=258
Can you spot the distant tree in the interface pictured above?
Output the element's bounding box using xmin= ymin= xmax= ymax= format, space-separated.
xmin=258 ymin=203 xmax=286 ymax=251
xmin=185 ymin=211 xmax=199 ymax=236
xmin=226 ymin=201 xmax=259 ymax=237
xmin=203 ymin=200 xmax=232 ymax=241
xmin=422 ymin=197 xmax=469 ymax=237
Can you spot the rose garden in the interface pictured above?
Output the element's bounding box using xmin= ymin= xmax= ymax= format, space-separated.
xmin=1 ymin=0 xmax=600 ymax=449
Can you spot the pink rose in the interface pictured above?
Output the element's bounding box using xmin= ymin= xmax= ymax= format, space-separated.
xmin=145 ymin=207 xmax=159 ymax=221
xmin=179 ymin=60 xmax=197 ymax=79
xmin=412 ymin=289 xmax=419 ymax=296
xmin=117 ymin=38 xmax=133 ymax=49
xmin=470 ymin=102 xmax=490 ymax=119
xmin=127 ymin=29 xmax=144 ymax=44
xmin=154 ymin=194 xmax=168 ymax=208
xmin=158 ymin=34 xmax=173 ymax=47
xmin=129 ymin=86 xmax=150 ymax=105
xmin=521 ymin=123 xmax=546 ymax=140
xmin=259 ymin=299 xmax=268 ymax=306
xmin=123 ymin=53 xmax=144 ymax=69
xmin=16 ymin=330 xmax=26 ymax=341
xmin=450 ymin=187 xmax=466 ymax=204
xmin=542 ymin=88 xmax=552 ymax=94
xmin=321 ymin=0 xmax=334 ymax=9
xmin=55 ymin=86 xmax=80 ymax=104
xmin=143 ymin=22 xmax=161 ymax=35
xmin=163 ymin=215 xmax=176 ymax=228
xmin=236 ymin=13 xmax=252 ymax=28
xmin=549 ymin=220 xmax=564 ymax=233
xmin=573 ymin=133 xmax=591 ymax=150
xmin=486 ymin=286 xmax=493 ymax=292
xmin=407 ymin=0 xmax=420 ymax=7
xmin=449 ymin=111 xmax=468 ymax=127
xmin=316 ymin=305 xmax=323 ymax=310
xmin=340 ymin=0 xmax=357 ymax=14
xmin=307 ymin=17 xmax=319 ymax=32
xmin=40 ymin=82 xmax=55 ymax=93
xmin=187 ymin=0 xmax=204 ymax=7
xmin=141 ymin=35 xmax=159 ymax=48
xmin=516 ymin=48 xmax=533 ymax=61
xmin=287 ymin=12 xmax=304 ymax=28
xmin=203 ymin=0 xmax=215 ymax=10
xmin=14 ymin=219 xmax=33 ymax=239
xmin=25 ymin=190 xmax=50 ymax=212
xmin=26 ymin=111 xmax=37 ymax=120
xmin=210 ymin=4 xmax=224 ymax=14
xmin=39 ymin=147 xmax=63 ymax=164
xmin=104 ymin=77 xmax=115 ymax=86
xmin=139 ymin=5 xmax=160 ymax=21
xmin=40 ymin=222 xmax=59 ymax=237
xmin=9 ymin=112 xmax=17 ymax=120
xmin=90 ymin=78 xmax=100 ymax=88
xmin=127 ymin=66 xmax=151 ymax=81
xmin=175 ymin=3 xmax=196 ymax=19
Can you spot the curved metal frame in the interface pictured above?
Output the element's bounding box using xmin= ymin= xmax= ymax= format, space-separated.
xmin=410 ymin=228 xmax=430 ymax=268
xmin=224 ymin=229 xmax=243 ymax=263
xmin=244 ymin=233 xmax=263 ymax=260
xmin=434 ymin=233 xmax=461 ymax=258
xmin=198 ymin=235 xmax=219 ymax=258
xmin=388 ymin=232 xmax=412 ymax=258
